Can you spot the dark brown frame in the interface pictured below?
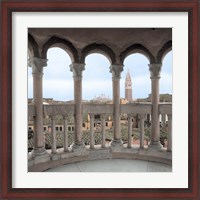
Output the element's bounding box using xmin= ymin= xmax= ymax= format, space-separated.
xmin=0 ymin=0 xmax=199 ymax=199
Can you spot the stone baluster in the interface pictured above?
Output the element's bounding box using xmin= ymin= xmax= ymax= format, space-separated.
xmin=167 ymin=114 xmax=172 ymax=152
xmin=110 ymin=64 xmax=124 ymax=149
xmin=70 ymin=63 xmax=86 ymax=151
xmin=63 ymin=115 xmax=68 ymax=152
xmin=139 ymin=114 xmax=145 ymax=149
xmin=128 ymin=114 xmax=132 ymax=148
xmin=162 ymin=114 xmax=166 ymax=127
xmin=148 ymin=64 xmax=162 ymax=149
xmin=28 ymin=57 xmax=49 ymax=159
xmin=147 ymin=114 xmax=151 ymax=127
xmin=101 ymin=114 xmax=106 ymax=148
xmin=50 ymin=115 xmax=57 ymax=154
xmin=89 ymin=113 xmax=95 ymax=149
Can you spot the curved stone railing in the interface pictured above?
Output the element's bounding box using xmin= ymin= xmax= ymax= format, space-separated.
xmin=28 ymin=103 xmax=172 ymax=172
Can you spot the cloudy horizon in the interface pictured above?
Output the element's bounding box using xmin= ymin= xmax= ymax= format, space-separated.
xmin=28 ymin=48 xmax=172 ymax=101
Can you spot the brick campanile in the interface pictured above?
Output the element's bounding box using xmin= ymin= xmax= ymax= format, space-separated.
xmin=125 ymin=71 xmax=132 ymax=102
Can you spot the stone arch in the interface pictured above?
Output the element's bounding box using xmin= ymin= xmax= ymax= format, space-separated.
xmin=80 ymin=43 xmax=116 ymax=64
xmin=120 ymin=44 xmax=155 ymax=64
xmin=156 ymin=40 xmax=172 ymax=63
xmin=41 ymin=36 xmax=79 ymax=62
xmin=28 ymin=33 xmax=39 ymax=58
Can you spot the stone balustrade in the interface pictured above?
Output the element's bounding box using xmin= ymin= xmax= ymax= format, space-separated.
xmin=28 ymin=103 xmax=172 ymax=171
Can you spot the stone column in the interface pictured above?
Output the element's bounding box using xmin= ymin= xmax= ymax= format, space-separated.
xmin=148 ymin=63 xmax=162 ymax=149
xmin=63 ymin=115 xmax=68 ymax=152
xmin=28 ymin=57 xmax=49 ymax=158
xmin=167 ymin=114 xmax=172 ymax=152
xmin=101 ymin=114 xmax=106 ymax=148
xmin=139 ymin=114 xmax=145 ymax=149
xmin=128 ymin=114 xmax=132 ymax=148
xmin=162 ymin=114 xmax=166 ymax=127
xmin=89 ymin=113 xmax=95 ymax=149
xmin=50 ymin=115 xmax=57 ymax=154
xmin=147 ymin=114 xmax=151 ymax=127
xmin=110 ymin=64 xmax=124 ymax=149
xmin=70 ymin=63 xmax=86 ymax=151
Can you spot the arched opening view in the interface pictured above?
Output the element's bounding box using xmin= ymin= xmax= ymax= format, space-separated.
xmin=120 ymin=53 xmax=150 ymax=148
xmin=83 ymin=53 xmax=112 ymax=147
xmin=28 ymin=47 xmax=75 ymax=152
xmin=159 ymin=50 xmax=172 ymax=148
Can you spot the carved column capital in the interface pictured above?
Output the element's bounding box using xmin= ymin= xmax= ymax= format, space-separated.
xmin=101 ymin=114 xmax=106 ymax=120
xmin=109 ymin=64 xmax=124 ymax=79
xmin=62 ymin=115 xmax=68 ymax=120
xmin=28 ymin=57 xmax=48 ymax=76
xmin=89 ymin=113 xmax=94 ymax=119
xmin=128 ymin=114 xmax=133 ymax=118
xmin=138 ymin=114 xmax=146 ymax=120
xmin=50 ymin=115 xmax=56 ymax=120
xmin=70 ymin=63 xmax=85 ymax=79
xmin=148 ymin=63 xmax=162 ymax=79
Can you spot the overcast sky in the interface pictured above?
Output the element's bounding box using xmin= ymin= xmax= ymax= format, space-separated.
xmin=28 ymin=48 xmax=172 ymax=101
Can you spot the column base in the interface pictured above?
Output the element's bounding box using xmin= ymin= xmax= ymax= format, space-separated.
xmin=148 ymin=141 xmax=163 ymax=151
xmin=110 ymin=139 xmax=123 ymax=151
xmin=72 ymin=142 xmax=86 ymax=152
xmin=29 ymin=147 xmax=50 ymax=165
xmin=30 ymin=147 xmax=48 ymax=157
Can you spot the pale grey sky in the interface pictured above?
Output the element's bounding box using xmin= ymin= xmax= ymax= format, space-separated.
xmin=28 ymin=48 xmax=172 ymax=101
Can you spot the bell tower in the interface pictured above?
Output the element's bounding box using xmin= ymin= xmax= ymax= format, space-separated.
xmin=125 ymin=70 xmax=132 ymax=102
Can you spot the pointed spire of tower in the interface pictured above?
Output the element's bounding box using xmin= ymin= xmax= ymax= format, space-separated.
xmin=125 ymin=69 xmax=132 ymax=81
xmin=125 ymin=70 xmax=133 ymax=102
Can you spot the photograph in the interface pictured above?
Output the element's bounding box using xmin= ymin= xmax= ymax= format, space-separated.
xmin=1 ymin=0 xmax=199 ymax=199
xmin=28 ymin=28 xmax=173 ymax=173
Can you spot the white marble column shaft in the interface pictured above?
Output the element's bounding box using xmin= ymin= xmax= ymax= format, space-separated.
xmin=70 ymin=63 xmax=86 ymax=150
xmin=89 ymin=113 xmax=95 ymax=149
xmin=149 ymin=64 xmax=162 ymax=149
xmin=110 ymin=64 xmax=124 ymax=148
xmin=63 ymin=115 xmax=68 ymax=152
xmin=29 ymin=57 xmax=48 ymax=157
xmin=50 ymin=115 xmax=57 ymax=154
xmin=128 ymin=114 xmax=132 ymax=148
xmin=167 ymin=114 xmax=172 ymax=152
xmin=162 ymin=114 xmax=166 ymax=127
xmin=139 ymin=114 xmax=145 ymax=149
xmin=101 ymin=114 xmax=106 ymax=148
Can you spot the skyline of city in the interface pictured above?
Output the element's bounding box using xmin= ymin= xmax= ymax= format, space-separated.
xmin=28 ymin=48 xmax=172 ymax=101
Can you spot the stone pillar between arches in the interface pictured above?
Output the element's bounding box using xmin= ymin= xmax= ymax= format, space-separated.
xmin=148 ymin=63 xmax=163 ymax=150
xmin=110 ymin=64 xmax=124 ymax=150
xmin=70 ymin=63 xmax=86 ymax=151
xmin=28 ymin=57 xmax=50 ymax=163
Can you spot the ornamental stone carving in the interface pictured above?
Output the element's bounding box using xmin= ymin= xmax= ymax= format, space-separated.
xmin=109 ymin=64 xmax=124 ymax=79
xmin=138 ymin=114 xmax=146 ymax=120
xmin=70 ymin=63 xmax=85 ymax=78
xmin=28 ymin=57 xmax=48 ymax=75
xmin=148 ymin=64 xmax=162 ymax=79
xmin=62 ymin=115 xmax=68 ymax=120
xmin=89 ymin=113 xmax=94 ymax=118
xmin=100 ymin=114 xmax=106 ymax=120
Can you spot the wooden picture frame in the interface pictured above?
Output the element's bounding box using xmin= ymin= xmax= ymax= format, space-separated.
xmin=1 ymin=0 xmax=199 ymax=199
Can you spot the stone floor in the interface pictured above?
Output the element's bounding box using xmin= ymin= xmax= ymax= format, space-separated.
xmin=45 ymin=159 xmax=172 ymax=172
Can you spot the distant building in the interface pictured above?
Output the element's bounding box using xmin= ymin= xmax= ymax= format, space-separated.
xmin=125 ymin=71 xmax=132 ymax=102
xmin=136 ymin=93 xmax=172 ymax=102
xmin=90 ymin=94 xmax=112 ymax=104
xmin=120 ymin=98 xmax=129 ymax=104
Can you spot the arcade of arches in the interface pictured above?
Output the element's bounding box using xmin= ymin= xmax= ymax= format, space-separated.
xmin=28 ymin=28 xmax=172 ymax=171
